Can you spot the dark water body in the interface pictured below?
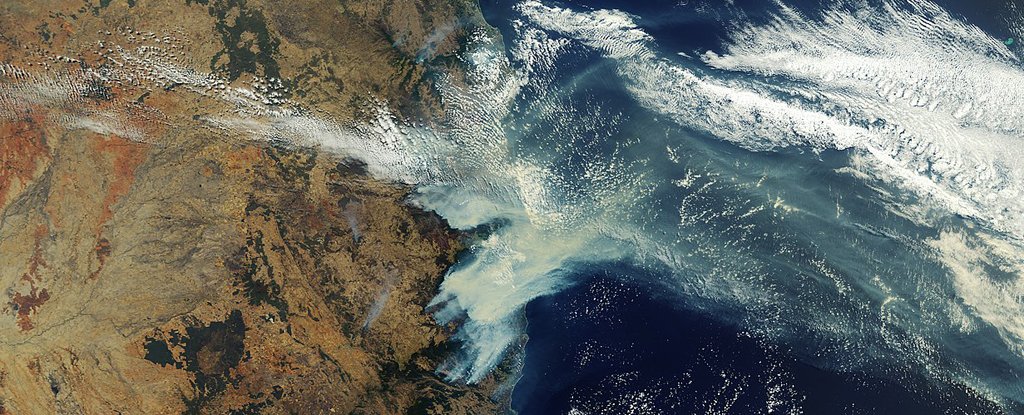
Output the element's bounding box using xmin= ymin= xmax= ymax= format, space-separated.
xmin=511 ymin=267 xmax=1010 ymax=414
xmin=487 ymin=0 xmax=1024 ymax=58
xmin=467 ymin=0 xmax=1024 ymax=412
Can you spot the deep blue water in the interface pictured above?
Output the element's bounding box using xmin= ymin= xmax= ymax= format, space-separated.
xmin=463 ymin=0 xmax=1024 ymax=413
xmin=511 ymin=266 xmax=1013 ymax=414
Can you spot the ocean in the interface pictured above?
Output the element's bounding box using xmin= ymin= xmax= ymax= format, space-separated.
xmin=438 ymin=0 xmax=1024 ymax=412
xmin=512 ymin=265 xmax=1008 ymax=414
xmin=4 ymin=0 xmax=1022 ymax=412
xmin=286 ymin=0 xmax=1024 ymax=411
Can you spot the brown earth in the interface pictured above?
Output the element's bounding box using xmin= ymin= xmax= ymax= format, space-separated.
xmin=0 ymin=0 xmax=510 ymax=414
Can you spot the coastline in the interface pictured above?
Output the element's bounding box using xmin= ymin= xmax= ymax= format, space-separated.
xmin=0 ymin=0 xmax=510 ymax=413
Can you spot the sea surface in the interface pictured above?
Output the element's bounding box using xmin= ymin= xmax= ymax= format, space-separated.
xmin=512 ymin=266 xmax=1007 ymax=414
xmin=435 ymin=0 xmax=1024 ymax=412
xmin=279 ymin=0 xmax=1024 ymax=412
xmin=6 ymin=0 xmax=1024 ymax=412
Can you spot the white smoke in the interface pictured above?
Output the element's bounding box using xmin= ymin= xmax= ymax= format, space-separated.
xmin=521 ymin=0 xmax=1024 ymax=239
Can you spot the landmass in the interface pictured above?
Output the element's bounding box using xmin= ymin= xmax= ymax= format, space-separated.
xmin=0 ymin=0 xmax=508 ymax=413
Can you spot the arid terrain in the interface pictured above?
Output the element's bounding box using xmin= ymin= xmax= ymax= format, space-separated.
xmin=0 ymin=0 xmax=508 ymax=413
